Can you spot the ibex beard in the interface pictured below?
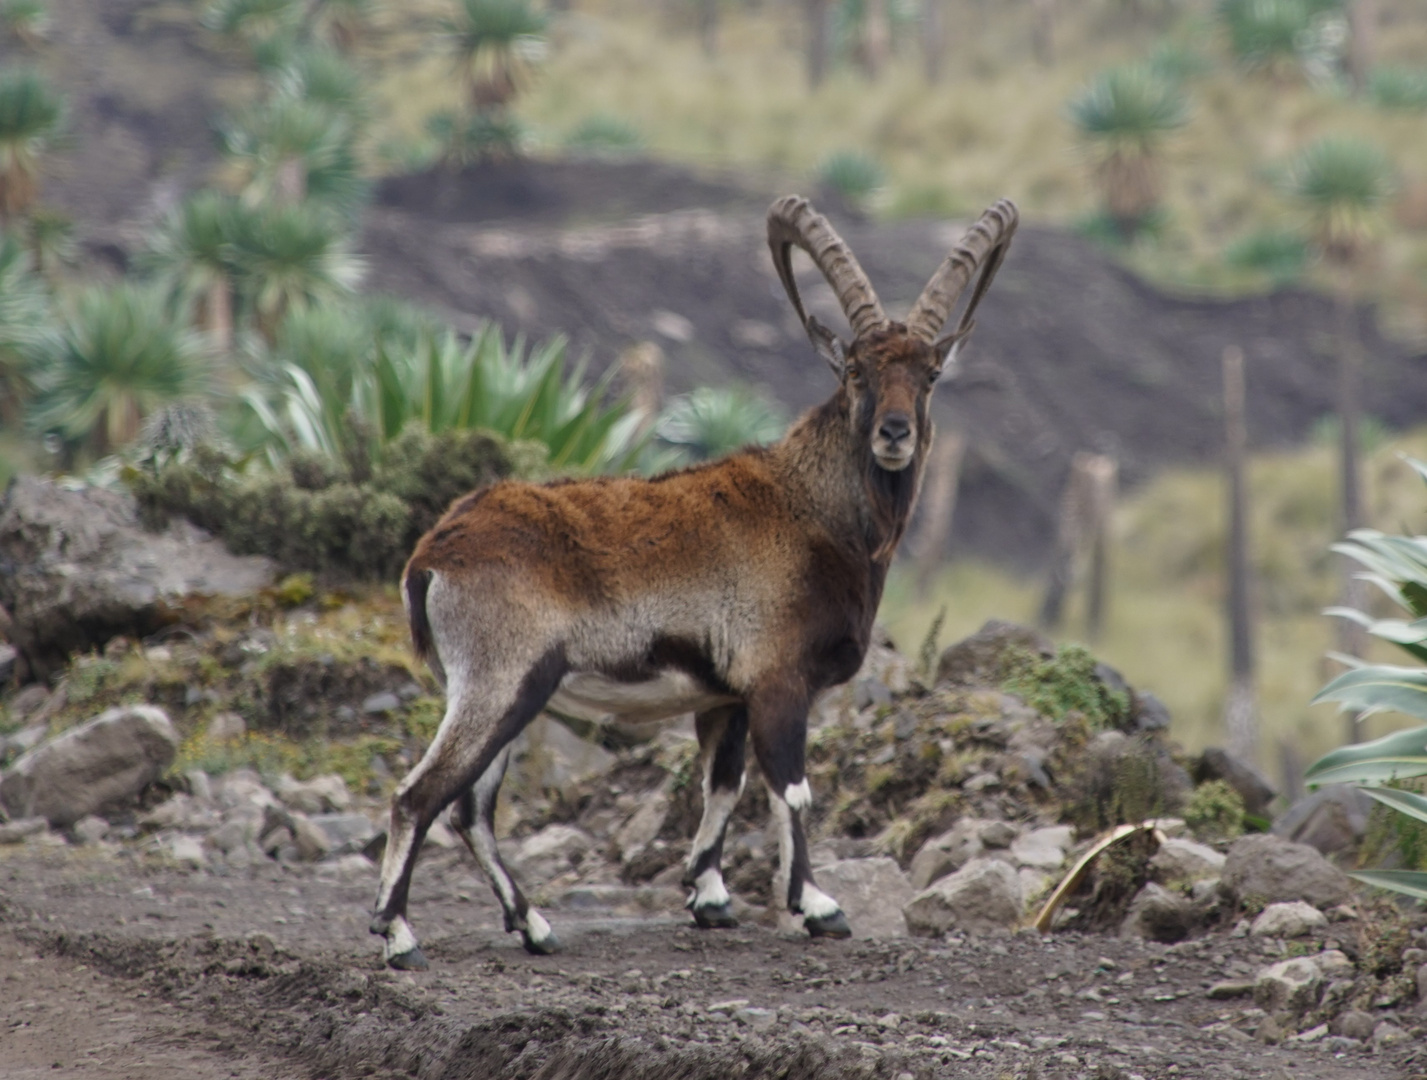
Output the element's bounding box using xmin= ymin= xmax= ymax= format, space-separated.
xmin=370 ymin=194 xmax=1018 ymax=969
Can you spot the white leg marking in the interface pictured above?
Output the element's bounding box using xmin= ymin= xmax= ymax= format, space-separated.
xmin=375 ymin=826 xmax=417 ymax=913
xmin=784 ymin=779 xmax=812 ymax=812
xmin=686 ymin=782 xmax=743 ymax=873
xmin=689 ymin=867 xmax=731 ymax=909
xmin=768 ymin=787 xmax=795 ymax=910
xmin=384 ymin=916 xmax=419 ymax=960
xmin=524 ymin=908 xmax=552 ymax=945
xmin=800 ymin=884 xmax=841 ymax=919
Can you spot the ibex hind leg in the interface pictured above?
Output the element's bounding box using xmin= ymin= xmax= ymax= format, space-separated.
xmin=682 ymin=705 xmax=748 ymax=930
xmin=450 ymin=746 xmax=559 ymax=955
xmin=371 ymin=647 xmax=567 ymax=970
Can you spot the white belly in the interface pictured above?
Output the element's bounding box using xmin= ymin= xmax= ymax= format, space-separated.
xmin=546 ymin=671 xmax=739 ymax=726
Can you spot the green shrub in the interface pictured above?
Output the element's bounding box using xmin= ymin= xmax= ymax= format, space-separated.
xmin=564 ymin=114 xmax=644 ymax=156
xmin=1224 ymin=227 xmax=1308 ymax=285
xmin=816 ymin=150 xmax=885 ymax=212
xmin=128 ymin=427 xmax=537 ymax=579
xmin=999 ymin=643 xmax=1131 ymax=729
xmin=1368 ymin=66 xmax=1427 ymax=112
xmin=1183 ymin=779 xmax=1246 ymax=840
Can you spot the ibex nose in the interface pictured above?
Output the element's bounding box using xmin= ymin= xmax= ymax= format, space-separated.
xmin=878 ymin=413 xmax=911 ymax=445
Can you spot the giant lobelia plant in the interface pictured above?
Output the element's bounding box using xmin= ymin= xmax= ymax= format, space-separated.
xmin=1307 ymin=456 xmax=1427 ymax=901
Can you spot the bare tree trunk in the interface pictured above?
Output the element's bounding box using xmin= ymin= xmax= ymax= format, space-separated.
xmin=922 ymin=0 xmax=945 ymax=82
xmin=1084 ymin=455 xmax=1117 ymax=641
xmin=1032 ymin=0 xmax=1057 ymax=67
xmin=273 ymin=157 xmax=307 ymax=205
xmin=619 ymin=341 xmax=665 ymax=437
xmin=861 ymin=0 xmax=890 ymax=79
xmin=1278 ymin=738 xmax=1304 ymax=807
xmin=1335 ymin=288 xmax=1368 ymax=743
xmin=696 ymin=0 xmax=719 ymax=56
xmin=911 ymin=430 xmax=967 ymax=591
xmin=1347 ymin=0 xmax=1378 ymax=94
xmin=1222 ymin=345 xmax=1258 ymax=766
xmin=200 ymin=277 xmax=235 ymax=355
xmin=804 ymin=0 xmax=830 ymax=88
xmin=1039 ymin=452 xmax=1116 ymax=633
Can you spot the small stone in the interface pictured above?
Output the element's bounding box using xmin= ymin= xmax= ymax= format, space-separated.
xmin=707 ymin=999 xmax=749 ymax=1015
xmin=875 ymin=1012 xmax=901 ymax=1029
xmin=1251 ymin=901 xmax=1328 ymax=938
xmin=903 ymin=857 xmax=1022 ymax=935
xmin=288 ymin=813 xmax=332 ymax=861
xmin=167 ymin=833 xmax=206 ymax=866
xmin=259 ymin=825 xmax=292 ymax=856
xmin=1121 ymin=883 xmax=1197 ymax=943
xmin=1206 ymin=980 xmax=1256 ymax=1000
xmin=1320 ymin=1036 xmax=1361 ymax=1053
xmin=1253 ymin=958 xmax=1323 ymax=1012
xmin=1149 ymin=837 xmax=1225 ymax=884
xmin=207 ymin=712 xmax=246 ymax=741
xmin=978 ymin=821 xmax=1020 ymax=849
xmin=72 ymin=815 xmax=109 ymax=844
xmin=1373 ymin=1021 xmax=1409 ymax=1048
xmin=1256 ymin=1015 xmax=1285 ymax=1044
xmin=1314 ymin=949 xmax=1354 ymax=980
xmin=0 ymin=817 xmax=47 ymax=844
xmin=1330 ymin=1009 xmax=1375 ymax=1041
xmin=1009 ymin=825 xmax=1073 ymax=869
xmin=736 ymin=1007 xmax=777 ymax=1031
xmin=1286 ymin=1023 xmax=1327 ymax=1044
xmin=361 ymin=691 xmax=401 ymax=715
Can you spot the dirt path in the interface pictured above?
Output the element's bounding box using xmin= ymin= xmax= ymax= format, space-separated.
xmin=0 ymin=845 xmax=1415 ymax=1080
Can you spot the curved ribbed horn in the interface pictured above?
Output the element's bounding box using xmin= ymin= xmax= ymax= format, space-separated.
xmin=905 ymin=199 xmax=1019 ymax=345
xmin=767 ymin=195 xmax=887 ymax=345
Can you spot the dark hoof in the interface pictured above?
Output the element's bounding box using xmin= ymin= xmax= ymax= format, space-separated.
xmin=691 ymin=902 xmax=739 ymax=930
xmin=387 ymin=946 xmax=429 ymax=971
xmin=804 ymin=910 xmax=852 ymax=939
xmin=521 ymin=931 xmax=561 ymax=956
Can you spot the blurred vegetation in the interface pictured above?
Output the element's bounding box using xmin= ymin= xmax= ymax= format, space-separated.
xmin=883 ymin=427 xmax=1427 ymax=767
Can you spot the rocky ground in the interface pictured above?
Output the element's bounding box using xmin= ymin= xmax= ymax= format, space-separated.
xmin=3 ymin=606 xmax=1427 ymax=1078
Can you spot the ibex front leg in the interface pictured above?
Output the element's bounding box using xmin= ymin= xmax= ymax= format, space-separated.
xmin=683 ymin=704 xmax=748 ymax=929
xmin=750 ymin=685 xmax=850 ymax=938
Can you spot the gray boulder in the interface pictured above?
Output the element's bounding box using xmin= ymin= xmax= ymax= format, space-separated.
xmin=1272 ymin=785 xmax=1372 ymax=858
xmin=1222 ymin=834 xmax=1351 ymax=909
xmin=0 ymin=705 xmax=178 ymax=826
xmin=1195 ymin=747 xmax=1277 ymax=817
xmin=0 ymin=476 xmax=276 ymax=679
xmin=813 ymin=857 xmax=914 ymax=939
xmin=904 ymin=856 xmax=1022 ymax=935
xmin=935 ymin=621 xmax=1054 ymax=688
xmin=509 ymin=716 xmax=617 ymax=794
xmin=908 ymin=818 xmax=996 ymax=890
xmin=1250 ymin=900 xmax=1327 ymax=938
xmin=1149 ymin=837 xmax=1225 ymax=884
xmin=1121 ymin=882 xmax=1198 ymax=943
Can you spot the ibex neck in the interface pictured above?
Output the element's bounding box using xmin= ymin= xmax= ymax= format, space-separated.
xmin=770 ymin=391 xmax=924 ymax=564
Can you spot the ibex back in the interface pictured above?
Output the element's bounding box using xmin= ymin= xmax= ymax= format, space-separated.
xmin=371 ymin=195 xmax=1018 ymax=969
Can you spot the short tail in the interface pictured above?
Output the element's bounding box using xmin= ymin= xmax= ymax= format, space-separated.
xmin=404 ymin=566 xmax=436 ymax=665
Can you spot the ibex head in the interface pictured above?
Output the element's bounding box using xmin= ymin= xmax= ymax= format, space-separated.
xmin=767 ymin=196 xmax=1018 ymax=473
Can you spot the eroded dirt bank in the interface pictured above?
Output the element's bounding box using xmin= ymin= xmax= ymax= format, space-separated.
xmin=1 ymin=845 xmax=1417 ymax=1080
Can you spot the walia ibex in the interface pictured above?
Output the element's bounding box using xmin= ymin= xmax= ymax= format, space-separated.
xmin=370 ymin=195 xmax=1019 ymax=969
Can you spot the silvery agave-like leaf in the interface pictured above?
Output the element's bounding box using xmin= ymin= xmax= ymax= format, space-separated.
xmin=1304 ymin=721 xmax=1427 ymax=787
xmin=1349 ymin=870 xmax=1427 ymax=902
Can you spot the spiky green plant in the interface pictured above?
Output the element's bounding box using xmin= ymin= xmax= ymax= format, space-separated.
xmin=0 ymin=69 xmax=64 ymax=222
xmin=1068 ymin=65 xmax=1189 ymax=233
xmin=441 ymin=0 xmax=548 ymax=111
xmin=26 ymin=284 xmax=213 ymax=455
xmin=308 ymin=0 xmax=375 ymax=51
xmin=564 ymin=114 xmax=644 ymax=156
xmin=267 ymin=45 xmax=369 ymax=123
xmin=201 ymin=0 xmax=304 ymax=49
xmin=655 ymin=385 xmax=786 ymax=462
xmin=143 ymin=191 xmax=249 ymax=349
xmin=0 ymin=0 xmax=49 ymax=48
xmin=1217 ymin=0 xmax=1342 ymax=78
xmin=816 ymin=150 xmax=885 ymax=211
xmin=1224 ymin=226 xmax=1308 ymax=285
xmin=229 ymin=202 xmax=364 ymax=340
xmin=219 ymin=94 xmax=356 ymax=208
xmin=1308 ymin=457 xmax=1427 ymax=902
xmin=23 ymin=207 xmax=71 ymax=281
xmin=1284 ymin=136 xmax=1395 ymax=267
xmin=1369 ymin=66 xmax=1427 ymax=112
xmin=0 ymin=231 xmax=50 ymax=424
xmin=425 ymin=108 xmax=524 ymax=165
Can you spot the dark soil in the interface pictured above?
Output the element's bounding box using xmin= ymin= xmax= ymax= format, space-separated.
xmin=0 ymin=846 xmax=1418 ymax=1080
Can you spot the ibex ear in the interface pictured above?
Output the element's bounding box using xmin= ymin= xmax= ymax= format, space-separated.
xmin=806 ymin=315 xmax=847 ymax=377
xmin=932 ymin=319 xmax=975 ymax=381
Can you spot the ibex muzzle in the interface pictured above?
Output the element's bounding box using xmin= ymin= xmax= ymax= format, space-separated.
xmin=370 ymin=195 xmax=1018 ymax=970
